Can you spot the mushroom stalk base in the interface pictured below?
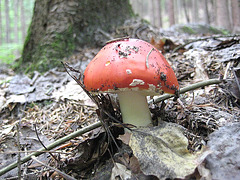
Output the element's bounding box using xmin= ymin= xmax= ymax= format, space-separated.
xmin=118 ymin=91 xmax=152 ymax=127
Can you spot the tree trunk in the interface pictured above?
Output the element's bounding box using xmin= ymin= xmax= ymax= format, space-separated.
xmin=212 ymin=0 xmax=217 ymax=26
xmin=156 ymin=0 xmax=162 ymax=28
xmin=231 ymin=0 xmax=240 ymax=33
xmin=168 ymin=0 xmax=175 ymax=26
xmin=5 ymin=0 xmax=10 ymax=43
xmin=175 ymin=0 xmax=181 ymax=24
xmin=216 ymin=0 xmax=231 ymax=30
xmin=19 ymin=0 xmax=134 ymax=73
xmin=150 ymin=0 xmax=156 ymax=26
xmin=203 ymin=0 xmax=210 ymax=24
xmin=138 ymin=0 xmax=144 ymax=17
xmin=19 ymin=0 xmax=26 ymax=42
xmin=14 ymin=0 xmax=19 ymax=43
xmin=131 ymin=0 xmax=143 ymax=17
xmin=192 ymin=0 xmax=199 ymax=23
xmin=182 ymin=0 xmax=190 ymax=23
xmin=0 ymin=1 xmax=2 ymax=44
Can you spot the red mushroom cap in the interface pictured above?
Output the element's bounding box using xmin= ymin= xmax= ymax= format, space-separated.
xmin=83 ymin=38 xmax=179 ymax=95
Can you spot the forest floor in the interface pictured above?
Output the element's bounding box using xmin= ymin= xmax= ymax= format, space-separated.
xmin=0 ymin=21 xmax=240 ymax=179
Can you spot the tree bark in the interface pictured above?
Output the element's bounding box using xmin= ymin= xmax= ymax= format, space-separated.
xmin=182 ymin=0 xmax=190 ymax=23
xmin=131 ymin=0 xmax=142 ymax=17
xmin=19 ymin=0 xmax=134 ymax=73
xmin=231 ymin=0 xmax=240 ymax=33
xmin=0 ymin=1 xmax=2 ymax=44
xmin=5 ymin=0 xmax=10 ymax=43
xmin=138 ymin=0 xmax=144 ymax=17
xmin=150 ymin=0 xmax=156 ymax=26
xmin=203 ymin=0 xmax=210 ymax=24
xmin=192 ymin=0 xmax=199 ymax=23
xmin=216 ymin=0 xmax=231 ymax=30
xmin=168 ymin=0 xmax=175 ymax=26
xmin=14 ymin=0 xmax=19 ymax=43
xmin=19 ymin=0 xmax=26 ymax=42
xmin=175 ymin=0 xmax=181 ymax=24
xmin=156 ymin=0 xmax=162 ymax=28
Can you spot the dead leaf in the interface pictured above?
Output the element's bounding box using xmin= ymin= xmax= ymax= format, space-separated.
xmin=197 ymin=163 xmax=212 ymax=180
xmin=204 ymin=38 xmax=239 ymax=51
xmin=129 ymin=156 xmax=142 ymax=174
xmin=206 ymin=123 xmax=240 ymax=179
xmin=150 ymin=37 xmax=185 ymax=54
xmin=129 ymin=121 xmax=201 ymax=179
xmin=116 ymin=152 xmax=142 ymax=175
xmin=118 ymin=132 xmax=131 ymax=145
xmin=111 ymin=163 xmax=131 ymax=180
xmin=0 ymin=123 xmax=16 ymax=136
xmin=8 ymin=74 xmax=35 ymax=95
xmin=52 ymin=80 xmax=96 ymax=107
xmin=150 ymin=37 xmax=165 ymax=53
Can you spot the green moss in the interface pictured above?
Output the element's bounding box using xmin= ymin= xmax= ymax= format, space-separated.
xmin=0 ymin=43 xmax=22 ymax=65
xmin=17 ymin=25 xmax=75 ymax=74
xmin=28 ymin=100 xmax=53 ymax=108
xmin=127 ymin=1 xmax=135 ymax=17
xmin=23 ymin=22 xmax=32 ymax=49
xmin=180 ymin=26 xmax=197 ymax=34
xmin=175 ymin=24 xmax=230 ymax=35
xmin=17 ymin=0 xmax=134 ymax=73
xmin=208 ymin=26 xmax=230 ymax=35
xmin=14 ymin=23 xmax=33 ymax=72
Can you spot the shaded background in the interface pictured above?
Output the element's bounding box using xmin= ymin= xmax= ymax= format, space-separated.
xmin=0 ymin=0 xmax=239 ymax=65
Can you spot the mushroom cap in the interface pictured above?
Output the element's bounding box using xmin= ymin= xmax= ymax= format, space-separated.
xmin=83 ymin=38 xmax=179 ymax=95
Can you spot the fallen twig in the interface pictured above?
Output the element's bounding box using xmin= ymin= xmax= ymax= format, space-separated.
xmin=150 ymin=79 xmax=222 ymax=104
xmin=0 ymin=121 xmax=102 ymax=176
xmin=16 ymin=124 xmax=21 ymax=179
xmin=31 ymin=156 xmax=76 ymax=180
xmin=0 ymin=79 xmax=222 ymax=176
xmin=172 ymin=34 xmax=240 ymax=53
xmin=0 ymin=150 xmax=73 ymax=155
xmin=34 ymin=124 xmax=58 ymax=162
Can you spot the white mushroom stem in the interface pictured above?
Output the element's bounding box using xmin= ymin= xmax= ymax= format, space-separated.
xmin=117 ymin=91 xmax=152 ymax=127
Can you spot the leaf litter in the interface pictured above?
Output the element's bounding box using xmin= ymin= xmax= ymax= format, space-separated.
xmin=120 ymin=122 xmax=206 ymax=179
xmin=0 ymin=20 xmax=240 ymax=179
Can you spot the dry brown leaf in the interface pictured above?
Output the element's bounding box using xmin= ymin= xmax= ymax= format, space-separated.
xmin=118 ymin=132 xmax=131 ymax=145
xmin=111 ymin=163 xmax=131 ymax=180
xmin=129 ymin=122 xmax=202 ymax=179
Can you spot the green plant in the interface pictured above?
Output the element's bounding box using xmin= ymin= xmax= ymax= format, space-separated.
xmin=0 ymin=43 xmax=23 ymax=64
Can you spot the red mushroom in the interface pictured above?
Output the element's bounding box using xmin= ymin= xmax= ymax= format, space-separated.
xmin=83 ymin=38 xmax=179 ymax=127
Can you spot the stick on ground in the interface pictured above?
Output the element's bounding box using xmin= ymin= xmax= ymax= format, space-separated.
xmin=150 ymin=78 xmax=222 ymax=104
xmin=0 ymin=121 xmax=102 ymax=176
xmin=0 ymin=78 xmax=222 ymax=176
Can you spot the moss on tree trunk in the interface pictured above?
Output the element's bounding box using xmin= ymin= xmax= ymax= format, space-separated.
xmin=18 ymin=0 xmax=134 ymax=73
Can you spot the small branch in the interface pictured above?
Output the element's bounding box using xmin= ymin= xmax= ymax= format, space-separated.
xmin=16 ymin=124 xmax=21 ymax=180
xmin=31 ymin=156 xmax=76 ymax=180
xmin=223 ymin=61 xmax=232 ymax=79
xmin=150 ymin=79 xmax=222 ymax=104
xmin=105 ymin=36 xmax=129 ymax=44
xmin=34 ymin=124 xmax=58 ymax=162
xmin=172 ymin=34 xmax=240 ymax=53
xmin=0 ymin=121 xmax=102 ymax=176
xmin=16 ymin=102 xmax=27 ymax=180
xmin=0 ymin=79 xmax=222 ymax=176
xmin=0 ymin=150 xmax=72 ymax=155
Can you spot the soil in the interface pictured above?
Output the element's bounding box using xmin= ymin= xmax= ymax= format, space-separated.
xmin=0 ymin=21 xmax=240 ymax=179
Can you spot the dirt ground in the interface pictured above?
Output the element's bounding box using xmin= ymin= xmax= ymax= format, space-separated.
xmin=0 ymin=21 xmax=240 ymax=179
